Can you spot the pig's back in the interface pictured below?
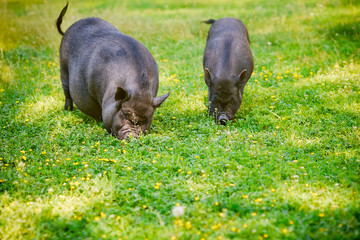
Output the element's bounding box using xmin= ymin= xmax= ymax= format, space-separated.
xmin=61 ymin=17 xmax=158 ymax=98
xmin=60 ymin=18 xmax=118 ymax=62
xmin=60 ymin=17 xmax=159 ymax=116
xmin=85 ymin=33 xmax=159 ymax=101
xmin=206 ymin=18 xmax=250 ymax=44
xmin=204 ymin=18 xmax=253 ymax=80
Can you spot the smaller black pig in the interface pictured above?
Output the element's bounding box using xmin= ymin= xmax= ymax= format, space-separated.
xmin=56 ymin=3 xmax=169 ymax=139
xmin=203 ymin=18 xmax=254 ymax=125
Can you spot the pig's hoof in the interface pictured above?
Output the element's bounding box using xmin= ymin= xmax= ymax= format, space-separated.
xmin=64 ymin=104 xmax=73 ymax=111
xmin=64 ymin=99 xmax=73 ymax=111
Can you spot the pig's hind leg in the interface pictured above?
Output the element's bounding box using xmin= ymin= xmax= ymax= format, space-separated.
xmin=60 ymin=63 xmax=73 ymax=111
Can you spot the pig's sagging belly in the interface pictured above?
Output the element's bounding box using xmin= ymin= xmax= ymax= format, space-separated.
xmin=69 ymin=70 xmax=102 ymax=120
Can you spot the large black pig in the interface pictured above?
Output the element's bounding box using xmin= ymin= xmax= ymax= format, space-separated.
xmin=56 ymin=3 xmax=169 ymax=139
xmin=203 ymin=18 xmax=254 ymax=125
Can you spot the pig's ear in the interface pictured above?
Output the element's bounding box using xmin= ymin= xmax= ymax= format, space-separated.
xmin=204 ymin=68 xmax=214 ymax=87
xmin=235 ymin=69 xmax=247 ymax=88
xmin=115 ymin=87 xmax=131 ymax=103
xmin=153 ymin=92 xmax=170 ymax=108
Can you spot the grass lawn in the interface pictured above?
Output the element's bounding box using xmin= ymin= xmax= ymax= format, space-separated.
xmin=0 ymin=0 xmax=359 ymax=239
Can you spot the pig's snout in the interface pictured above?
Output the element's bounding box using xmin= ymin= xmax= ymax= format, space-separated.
xmin=113 ymin=127 xmax=140 ymax=140
xmin=122 ymin=131 xmax=139 ymax=140
xmin=218 ymin=114 xmax=229 ymax=126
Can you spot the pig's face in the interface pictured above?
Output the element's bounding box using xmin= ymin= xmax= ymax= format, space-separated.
xmin=205 ymin=68 xmax=247 ymax=125
xmin=207 ymin=81 xmax=241 ymax=125
xmin=111 ymin=100 xmax=154 ymax=139
xmin=110 ymin=87 xmax=169 ymax=140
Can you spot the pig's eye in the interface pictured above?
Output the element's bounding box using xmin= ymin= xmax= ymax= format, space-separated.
xmin=132 ymin=116 xmax=146 ymax=126
xmin=121 ymin=111 xmax=134 ymax=121
xmin=137 ymin=119 xmax=147 ymax=125
xmin=128 ymin=113 xmax=137 ymax=125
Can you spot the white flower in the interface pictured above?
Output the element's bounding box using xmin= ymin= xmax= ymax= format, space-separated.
xmin=172 ymin=206 xmax=185 ymax=217
xmin=18 ymin=162 xmax=25 ymax=168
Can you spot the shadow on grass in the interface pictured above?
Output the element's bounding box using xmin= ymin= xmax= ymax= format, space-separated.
xmin=325 ymin=21 xmax=360 ymax=43
xmin=19 ymin=179 xmax=360 ymax=239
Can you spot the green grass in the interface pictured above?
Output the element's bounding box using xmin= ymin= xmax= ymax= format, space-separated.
xmin=0 ymin=0 xmax=359 ymax=239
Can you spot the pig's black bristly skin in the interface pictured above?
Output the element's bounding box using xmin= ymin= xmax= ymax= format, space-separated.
xmin=56 ymin=3 xmax=169 ymax=140
xmin=203 ymin=17 xmax=254 ymax=124
xmin=56 ymin=1 xmax=69 ymax=36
